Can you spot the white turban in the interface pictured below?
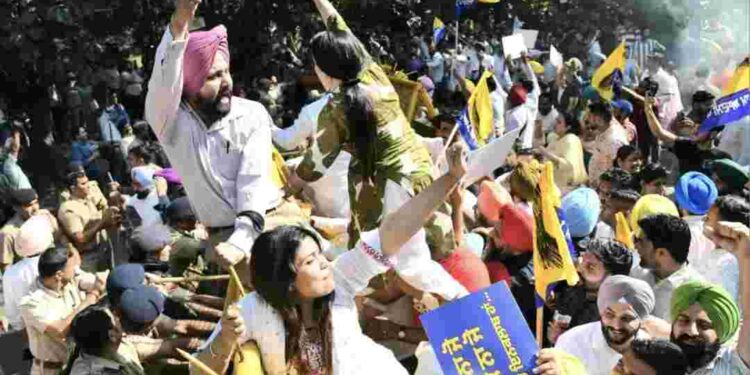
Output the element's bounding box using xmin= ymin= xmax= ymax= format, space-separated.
xmin=16 ymin=215 xmax=55 ymax=258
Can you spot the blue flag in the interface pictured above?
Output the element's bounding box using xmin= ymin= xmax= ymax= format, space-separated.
xmin=456 ymin=108 xmax=480 ymax=150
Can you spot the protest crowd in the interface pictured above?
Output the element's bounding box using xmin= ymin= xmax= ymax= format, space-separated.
xmin=1 ymin=0 xmax=749 ymax=374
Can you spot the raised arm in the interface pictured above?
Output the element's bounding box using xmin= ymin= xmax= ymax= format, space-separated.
xmin=144 ymin=0 xmax=199 ymax=138
xmin=707 ymin=221 xmax=750 ymax=366
xmin=380 ymin=143 xmax=467 ymax=255
xmin=310 ymin=0 xmax=371 ymax=62
xmin=644 ymin=97 xmax=678 ymax=143
xmin=311 ymin=0 xmax=338 ymax=26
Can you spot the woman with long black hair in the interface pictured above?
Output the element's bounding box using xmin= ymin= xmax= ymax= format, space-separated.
xmin=294 ymin=0 xmax=434 ymax=239
xmin=292 ymin=0 xmax=467 ymax=305
xmin=194 ymin=144 xmax=468 ymax=375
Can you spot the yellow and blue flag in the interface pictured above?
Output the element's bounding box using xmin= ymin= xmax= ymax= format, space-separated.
xmin=456 ymin=108 xmax=480 ymax=150
xmin=468 ymin=70 xmax=495 ymax=145
xmin=533 ymin=162 xmax=580 ymax=305
xmin=433 ymin=17 xmax=446 ymax=46
xmin=698 ymin=58 xmax=750 ymax=134
xmin=591 ymin=42 xmax=627 ymax=102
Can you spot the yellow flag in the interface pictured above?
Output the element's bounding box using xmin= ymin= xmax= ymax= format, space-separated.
xmin=533 ymin=162 xmax=580 ymax=303
xmin=468 ymin=70 xmax=495 ymax=145
xmin=269 ymin=146 xmax=288 ymax=189
xmin=592 ymin=43 xmax=627 ymax=102
xmin=722 ymin=58 xmax=750 ymax=95
xmin=615 ymin=212 xmax=635 ymax=250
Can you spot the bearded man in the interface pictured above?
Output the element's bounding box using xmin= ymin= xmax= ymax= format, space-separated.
xmin=145 ymin=0 xmax=285 ymax=285
xmin=555 ymin=275 xmax=663 ymax=375
xmin=666 ymin=220 xmax=750 ymax=374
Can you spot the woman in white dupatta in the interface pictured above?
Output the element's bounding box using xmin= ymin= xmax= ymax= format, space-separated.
xmin=193 ymin=143 xmax=469 ymax=375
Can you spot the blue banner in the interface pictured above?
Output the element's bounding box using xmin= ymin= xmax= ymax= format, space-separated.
xmin=420 ymin=282 xmax=538 ymax=375
xmin=699 ymin=88 xmax=750 ymax=133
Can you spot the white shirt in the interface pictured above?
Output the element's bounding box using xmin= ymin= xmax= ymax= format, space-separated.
xmin=685 ymin=216 xmax=716 ymax=266
xmin=2 ymin=256 xmax=40 ymax=330
xmin=555 ymin=321 xmax=622 ymax=375
xmin=426 ymin=52 xmax=445 ymax=84
xmin=490 ymin=89 xmax=508 ymax=137
xmin=126 ymin=190 xmax=163 ymax=227
xmin=203 ymin=230 xmax=409 ymax=375
xmin=686 ymin=216 xmax=740 ymax=304
xmin=145 ymin=27 xmax=281 ymax=255
xmin=630 ymin=264 xmax=704 ymax=321
xmin=505 ymin=105 xmax=534 ymax=149
xmin=286 ymin=152 xmax=351 ymax=220
xmin=651 ymin=67 xmax=684 ymax=128
xmin=272 ymin=95 xmax=331 ymax=150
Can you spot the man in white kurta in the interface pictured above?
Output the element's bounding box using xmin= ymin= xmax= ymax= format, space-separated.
xmin=145 ymin=1 xmax=281 ymax=279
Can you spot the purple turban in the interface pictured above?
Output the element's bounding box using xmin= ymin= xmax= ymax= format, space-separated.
xmin=154 ymin=168 xmax=183 ymax=185
xmin=183 ymin=25 xmax=230 ymax=98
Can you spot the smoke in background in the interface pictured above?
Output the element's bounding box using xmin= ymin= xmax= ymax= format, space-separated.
xmin=630 ymin=0 xmax=749 ymax=69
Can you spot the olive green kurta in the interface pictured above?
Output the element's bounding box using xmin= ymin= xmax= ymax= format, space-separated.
xmin=297 ymin=13 xmax=434 ymax=239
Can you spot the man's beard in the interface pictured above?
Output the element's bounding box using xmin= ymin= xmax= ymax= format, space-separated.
xmin=601 ymin=321 xmax=638 ymax=347
xmin=196 ymin=87 xmax=232 ymax=124
xmin=671 ymin=332 xmax=721 ymax=371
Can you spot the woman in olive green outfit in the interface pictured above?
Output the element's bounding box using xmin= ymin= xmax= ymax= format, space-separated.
xmin=295 ymin=1 xmax=434 ymax=238
xmin=295 ymin=0 xmax=467 ymax=302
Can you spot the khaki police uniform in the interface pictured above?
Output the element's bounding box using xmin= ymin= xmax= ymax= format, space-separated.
xmin=20 ymin=279 xmax=85 ymax=375
xmin=58 ymin=196 xmax=109 ymax=272
xmin=0 ymin=213 xmax=24 ymax=267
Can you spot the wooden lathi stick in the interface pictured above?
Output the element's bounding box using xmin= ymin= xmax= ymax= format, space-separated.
xmin=151 ymin=274 xmax=230 ymax=284
xmin=175 ymin=348 xmax=220 ymax=375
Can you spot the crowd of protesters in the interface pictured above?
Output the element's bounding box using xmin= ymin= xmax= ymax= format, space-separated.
xmin=0 ymin=0 xmax=749 ymax=374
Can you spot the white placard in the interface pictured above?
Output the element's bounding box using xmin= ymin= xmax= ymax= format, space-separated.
xmin=518 ymin=29 xmax=539 ymax=50
xmin=550 ymin=45 xmax=563 ymax=67
xmin=502 ymin=34 xmax=527 ymax=60
xmin=463 ymin=127 xmax=522 ymax=187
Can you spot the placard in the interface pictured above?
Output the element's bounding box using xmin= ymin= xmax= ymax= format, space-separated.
xmin=501 ymin=34 xmax=527 ymax=60
xmin=463 ymin=127 xmax=521 ymax=187
xmin=518 ymin=29 xmax=539 ymax=50
xmin=420 ymin=282 xmax=539 ymax=375
xmin=550 ymin=45 xmax=563 ymax=68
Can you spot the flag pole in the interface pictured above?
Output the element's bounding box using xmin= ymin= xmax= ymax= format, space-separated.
xmin=455 ymin=20 xmax=459 ymax=51
xmin=536 ymin=307 xmax=544 ymax=347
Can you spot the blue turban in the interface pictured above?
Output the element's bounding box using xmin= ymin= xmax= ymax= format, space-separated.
xmin=106 ymin=264 xmax=145 ymax=306
xmin=118 ymin=285 xmax=165 ymax=325
xmin=562 ymin=187 xmax=601 ymax=238
xmin=675 ymin=172 xmax=718 ymax=215
xmin=612 ymin=99 xmax=634 ymax=116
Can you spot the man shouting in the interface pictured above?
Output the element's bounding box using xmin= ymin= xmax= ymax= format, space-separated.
xmin=145 ymin=0 xmax=280 ymax=283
